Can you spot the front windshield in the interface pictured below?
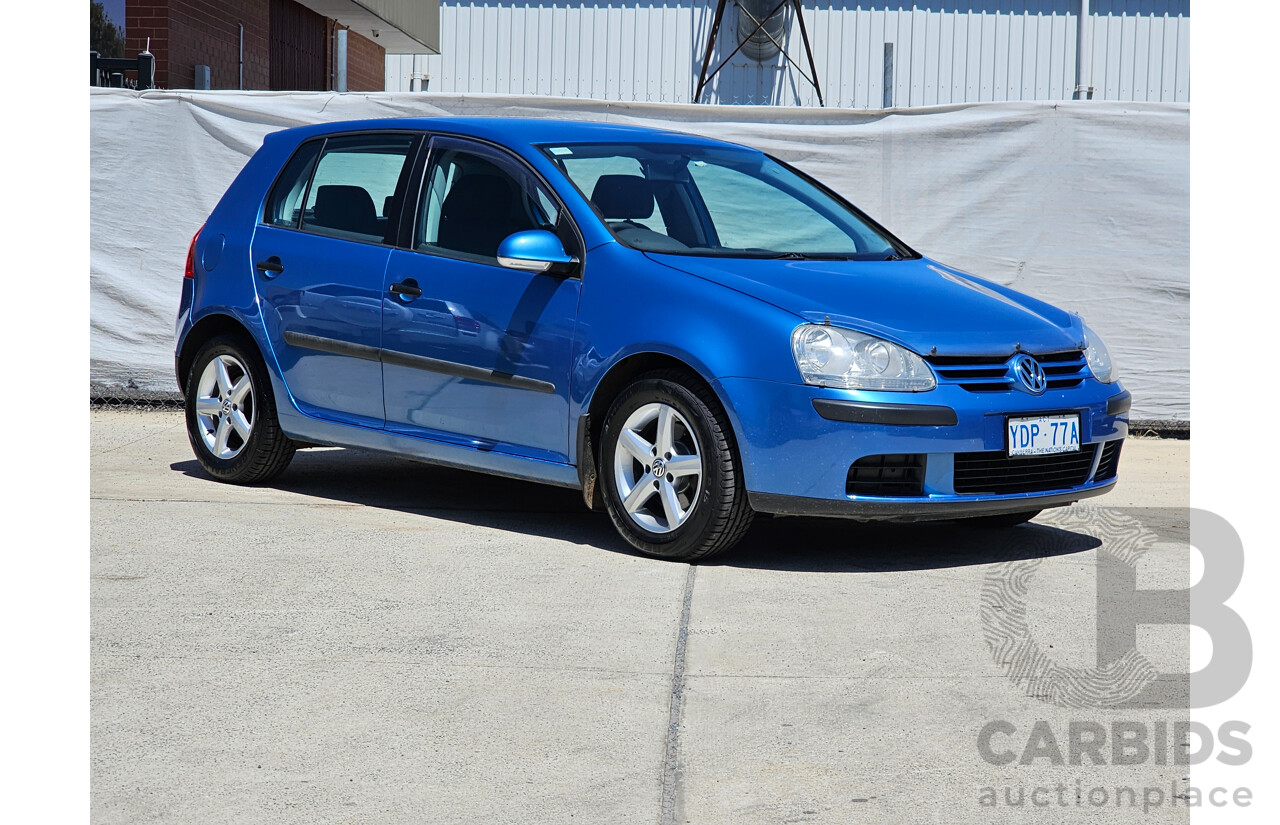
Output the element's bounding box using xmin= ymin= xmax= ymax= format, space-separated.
xmin=539 ymin=141 xmax=910 ymax=259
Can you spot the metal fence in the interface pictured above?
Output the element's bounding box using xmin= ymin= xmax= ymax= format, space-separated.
xmin=91 ymin=391 xmax=184 ymax=410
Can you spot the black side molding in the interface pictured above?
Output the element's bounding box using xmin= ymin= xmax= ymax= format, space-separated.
xmin=379 ymin=349 xmax=556 ymax=394
xmin=283 ymin=330 xmax=556 ymax=394
xmin=1105 ymin=389 xmax=1132 ymax=416
xmin=283 ymin=330 xmax=380 ymax=361
xmin=812 ymin=398 xmax=958 ymax=427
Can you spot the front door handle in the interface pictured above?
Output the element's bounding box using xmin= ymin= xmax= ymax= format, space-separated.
xmin=389 ymin=279 xmax=422 ymax=298
xmin=255 ymin=256 xmax=284 ymax=276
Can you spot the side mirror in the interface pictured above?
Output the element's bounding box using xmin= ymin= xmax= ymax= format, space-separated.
xmin=497 ymin=230 xmax=578 ymax=275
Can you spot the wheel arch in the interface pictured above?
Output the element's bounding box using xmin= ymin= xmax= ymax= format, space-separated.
xmin=177 ymin=313 xmax=257 ymax=397
xmin=576 ymin=350 xmax=738 ymax=511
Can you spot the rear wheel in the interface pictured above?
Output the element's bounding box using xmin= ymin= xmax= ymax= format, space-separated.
xmin=960 ymin=509 xmax=1041 ymax=528
xmin=599 ymin=370 xmax=753 ymax=561
xmin=185 ymin=334 xmax=295 ymax=484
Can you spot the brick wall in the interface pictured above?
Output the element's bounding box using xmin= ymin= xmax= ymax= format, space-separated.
xmin=128 ymin=1 xmax=269 ymax=90
xmin=124 ymin=2 xmax=171 ymax=87
xmin=125 ymin=0 xmax=384 ymax=91
xmin=345 ymin=28 xmax=385 ymax=92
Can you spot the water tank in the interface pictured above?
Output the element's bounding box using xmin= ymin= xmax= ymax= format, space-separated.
xmin=736 ymin=0 xmax=789 ymax=62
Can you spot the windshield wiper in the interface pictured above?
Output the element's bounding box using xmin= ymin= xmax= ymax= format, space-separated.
xmin=768 ymin=252 xmax=858 ymax=261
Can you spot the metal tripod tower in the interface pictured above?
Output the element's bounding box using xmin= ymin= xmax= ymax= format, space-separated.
xmin=694 ymin=0 xmax=824 ymax=107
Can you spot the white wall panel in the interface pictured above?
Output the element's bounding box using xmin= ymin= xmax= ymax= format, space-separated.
xmin=388 ymin=2 xmax=1189 ymax=108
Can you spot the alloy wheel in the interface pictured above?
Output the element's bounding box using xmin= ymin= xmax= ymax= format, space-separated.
xmin=194 ymin=354 xmax=255 ymax=460
xmin=611 ymin=402 xmax=704 ymax=533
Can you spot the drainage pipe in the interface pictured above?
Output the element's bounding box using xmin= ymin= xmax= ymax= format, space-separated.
xmin=1074 ymin=0 xmax=1092 ymax=99
xmin=336 ymin=28 xmax=348 ymax=92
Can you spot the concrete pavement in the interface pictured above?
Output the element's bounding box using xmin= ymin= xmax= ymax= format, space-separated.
xmin=92 ymin=410 xmax=1191 ymax=824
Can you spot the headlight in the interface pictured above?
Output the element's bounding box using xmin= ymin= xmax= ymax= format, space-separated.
xmin=791 ymin=325 xmax=936 ymax=391
xmin=1082 ymin=323 xmax=1116 ymax=383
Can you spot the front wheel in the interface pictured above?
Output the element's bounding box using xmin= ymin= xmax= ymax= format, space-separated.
xmin=184 ymin=334 xmax=295 ymax=484
xmin=599 ymin=370 xmax=753 ymax=561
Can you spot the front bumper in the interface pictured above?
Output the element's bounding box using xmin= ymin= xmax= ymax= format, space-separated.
xmin=713 ymin=376 xmax=1128 ymax=520
xmin=748 ymin=482 xmax=1116 ymax=521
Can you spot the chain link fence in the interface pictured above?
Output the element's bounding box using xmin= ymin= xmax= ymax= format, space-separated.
xmin=90 ymin=387 xmax=183 ymax=410
xmin=87 ymin=386 xmax=1190 ymax=438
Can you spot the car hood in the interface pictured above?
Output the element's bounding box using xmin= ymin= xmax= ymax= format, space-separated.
xmin=645 ymin=253 xmax=1084 ymax=357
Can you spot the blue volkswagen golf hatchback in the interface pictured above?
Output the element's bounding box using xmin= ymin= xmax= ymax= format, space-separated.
xmin=176 ymin=117 xmax=1129 ymax=560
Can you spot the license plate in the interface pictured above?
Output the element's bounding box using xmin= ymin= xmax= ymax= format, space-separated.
xmin=1007 ymin=414 xmax=1080 ymax=456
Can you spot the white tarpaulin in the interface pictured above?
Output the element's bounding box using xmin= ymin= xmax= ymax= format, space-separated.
xmin=90 ymin=89 xmax=1188 ymax=420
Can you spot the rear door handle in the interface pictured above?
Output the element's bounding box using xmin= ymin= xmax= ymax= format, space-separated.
xmin=389 ymin=279 xmax=422 ymax=298
xmin=255 ymin=256 xmax=284 ymax=276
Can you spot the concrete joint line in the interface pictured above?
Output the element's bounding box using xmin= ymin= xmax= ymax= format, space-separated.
xmin=659 ymin=564 xmax=696 ymax=825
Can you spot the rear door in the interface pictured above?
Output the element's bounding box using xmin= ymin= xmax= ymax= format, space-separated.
xmin=252 ymin=132 xmax=419 ymax=428
xmin=380 ymin=136 xmax=582 ymax=463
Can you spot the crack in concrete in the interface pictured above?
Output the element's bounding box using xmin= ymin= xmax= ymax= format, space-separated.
xmin=659 ymin=564 xmax=696 ymax=825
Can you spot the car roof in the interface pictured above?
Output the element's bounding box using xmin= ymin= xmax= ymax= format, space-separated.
xmin=269 ymin=116 xmax=751 ymax=152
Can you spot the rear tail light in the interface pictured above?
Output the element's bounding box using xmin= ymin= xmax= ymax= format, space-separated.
xmin=184 ymin=225 xmax=204 ymax=279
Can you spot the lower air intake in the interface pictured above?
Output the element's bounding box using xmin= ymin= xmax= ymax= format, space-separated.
xmin=954 ymin=445 xmax=1100 ymax=495
xmin=847 ymin=454 xmax=927 ymax=497
xmin=1094 ymin=440 xmax=1123 ymax=482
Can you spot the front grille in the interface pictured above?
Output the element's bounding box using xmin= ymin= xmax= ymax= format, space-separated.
xmin=954 ymin=445 xmax=1100 ymax=494
xmin=847 ymin=453 xmax=926 ymax=497
xmin=928 ymin=350 xmax=1089 ymax=392
xmin=1094 ymin=440 xmax=1123 ymax=482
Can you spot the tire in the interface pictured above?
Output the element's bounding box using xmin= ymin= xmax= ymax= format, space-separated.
xmin=184 ymin=334 xmax=295 ymax=484
xmin=959 ymin=509 xmax=1041 ymax=529
xmin=599 ymin=370 xmax=753 ymax=561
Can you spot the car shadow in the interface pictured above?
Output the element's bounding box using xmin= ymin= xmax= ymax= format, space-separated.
xmin=171 ymin=447 xmax=1102 ymax=573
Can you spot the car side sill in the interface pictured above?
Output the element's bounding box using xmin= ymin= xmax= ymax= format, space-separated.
xmin=276 ymin=403 xmax=581 ymax=489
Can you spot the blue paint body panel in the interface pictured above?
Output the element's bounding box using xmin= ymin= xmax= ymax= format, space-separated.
xmin=176 ymin=117 xmax=1128 ymax=516
xmin=381 ymin=248 xmax=579 ymax=463
xmin=712 ymin=376 xmax=1126 ymax=501
xmin=253 ymin=225 xmax=390 ymax=427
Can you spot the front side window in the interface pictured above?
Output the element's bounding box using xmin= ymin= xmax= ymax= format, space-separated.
xmin=297 ymin=134 xmax=416 ymax=244
xmin=417 ymin=141 xmax=566 ymax=264
xmin=541 ymin=142 xmax=908 ymax=260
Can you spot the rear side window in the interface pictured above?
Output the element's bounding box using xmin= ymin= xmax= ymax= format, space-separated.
xmin=281 ymin=134 xmax=417 ymax=244
xmin=264 ymin=140 xmax=321 ymax=228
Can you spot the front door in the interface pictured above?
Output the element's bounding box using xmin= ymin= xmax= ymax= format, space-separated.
xmin=381 ymin=137 xmax=581 ymax=463
xmin=252 ymin=132 xmax=418 ymax=428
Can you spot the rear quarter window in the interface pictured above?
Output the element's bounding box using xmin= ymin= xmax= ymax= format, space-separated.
xmin=264 ymin=140 xmax=322 ymax=229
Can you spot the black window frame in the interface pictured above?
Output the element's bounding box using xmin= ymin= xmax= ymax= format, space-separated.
xmin=259 ymin=129 xmax=424 ymax=249
xmin=403 ymin=134 xmax=586 ymax=272
xmin=262 ymin=138 xmax=323 ymax=230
